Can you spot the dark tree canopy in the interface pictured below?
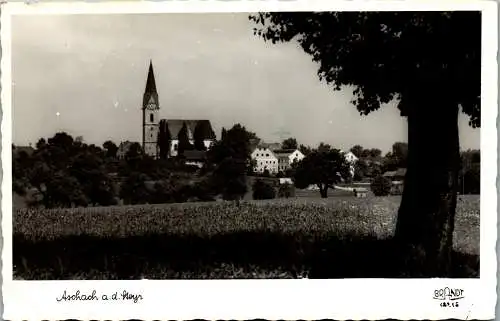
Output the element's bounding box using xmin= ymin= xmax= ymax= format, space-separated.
xmin=193 ymin=121 xmax=212 ymax=151
xmin=299 ymin=144 xmax=312 ymax=156
xmin=177 ymin=122 xmax=193 ymax=155
xmin=391 ymin=142 xmax=409 ymax=166
xmin=14 ymin=132 xmax=118 ymax=208
xmin=158 ymin=119 xmax=171 ymax=159
xmin=350 ymin=145 xmax=364 ymax=158
xmin=103 ymin=140 xmax=118 ymax=158
xmin=250 ymin=12 xmax=480 ymax=127
xmin=293 ymin=146 xmax=352 ymax=198
xmin=205 ymin=124 xmax=256 ymax=200
xmin=281 ymin=137 xmax=298 ymax=150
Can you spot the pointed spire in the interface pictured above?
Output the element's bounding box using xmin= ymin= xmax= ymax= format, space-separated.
xmin=145 ymin=60 xmax=157 ymax=94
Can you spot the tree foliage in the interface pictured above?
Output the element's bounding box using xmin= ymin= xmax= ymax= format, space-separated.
xmin=371 ymin=175 xmax=393 ymax=196
xmin=250 ymin=12 xmax=480 ymax=126
xmin=158 ymin=120 xmax=171 ymax=160
xmin=205 ymin=124 xmax=256 ymax=200
xmin=252 ymin=179 xmax=276 ymax=200
xmin=103 ymin=140 xmax=118 ymax=158
xmin=177 ymin=122 xmax=193 ymax=156
xmin=299 ymin=144 xmax=312 ymax=156
xmin=281 ymin=137 xmax=298 ymax=150
xmin=193 ymin=121 xmax=211 ymax=151
xmin=13 ymin=132 xmax=117 ymax=208
xmin=350 ymin=145 xmax=364 ymax=158
xmin=293 ymin=146 xmax=351 ymax=198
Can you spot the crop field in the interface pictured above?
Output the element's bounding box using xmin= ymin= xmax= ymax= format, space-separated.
xmin=13 ymin=195 xmax=480 ymax=279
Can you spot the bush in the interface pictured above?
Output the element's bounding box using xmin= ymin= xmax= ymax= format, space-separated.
xmin=252 ymin=179 xmax=276 ymax=200
xmin=370 ymin=175 xmax=392 ymax=196
xmin=278 ymin=183 xmax=295 ymax=198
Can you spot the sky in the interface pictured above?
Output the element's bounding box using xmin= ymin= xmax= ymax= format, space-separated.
xmin=11 ymin=13 xmax=480 ymax=154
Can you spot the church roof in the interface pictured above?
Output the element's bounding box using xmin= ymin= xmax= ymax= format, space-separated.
xmin=143 ymin=60 xmax=159 ymax=107
xmin=164 ymin=119 xmax=216 ymax=140
xmin=145 ymin=60 xmax=157 ymax=94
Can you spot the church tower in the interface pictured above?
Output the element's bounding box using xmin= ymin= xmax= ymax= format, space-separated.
xmin=142 ymin=60 xmax=160 ymax=158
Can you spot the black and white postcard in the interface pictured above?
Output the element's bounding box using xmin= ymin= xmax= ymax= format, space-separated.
xmin=1 ymin=0 xmax=497 ymax=319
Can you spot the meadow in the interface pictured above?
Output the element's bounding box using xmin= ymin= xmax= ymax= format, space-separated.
xmin=13 ymin=194 xmax=480 ymax=279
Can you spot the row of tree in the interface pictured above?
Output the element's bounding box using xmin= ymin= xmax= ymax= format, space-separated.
xmin=12 ymin=123 xmax=264 ymax=208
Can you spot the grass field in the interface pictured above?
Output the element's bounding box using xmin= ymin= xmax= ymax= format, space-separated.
xmin=13 ymin=194 xmax=480 ymax=279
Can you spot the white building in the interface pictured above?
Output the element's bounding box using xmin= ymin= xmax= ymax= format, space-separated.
xmin=343 ymin=151 xmax=358 ymax=177
xmin=344 ymin=151 xmax=359 ymax=163
xmin=251 ymin=146 xmax=279 ymax=174
xmin=273 ymin=149 xmax=305 ymax=172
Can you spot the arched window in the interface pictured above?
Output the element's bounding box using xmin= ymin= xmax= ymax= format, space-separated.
xmin=174 ymin=143 xmax=178 ymax=151
xmin=150 ymin=113 xmax=154 ymax=122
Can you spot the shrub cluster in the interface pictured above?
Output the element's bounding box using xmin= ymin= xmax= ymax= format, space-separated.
xmin=252 ymin=179 xmax=276 ymax=200
xmin=370 ymin=175 xmax=393 ymax=196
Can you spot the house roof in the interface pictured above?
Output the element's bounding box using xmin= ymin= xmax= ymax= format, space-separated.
xmin=162 ymin=119 xmax=216 ymax=140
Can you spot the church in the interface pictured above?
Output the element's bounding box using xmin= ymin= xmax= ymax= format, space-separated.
xmin=142 ymin=61 xmax=216 ymax=159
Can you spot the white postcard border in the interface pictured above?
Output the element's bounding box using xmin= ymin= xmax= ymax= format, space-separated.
xmin=1 ymin=1 xmax=497 ymax=320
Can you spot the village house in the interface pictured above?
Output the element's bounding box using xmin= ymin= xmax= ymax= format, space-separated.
xmin=342 ymin=151 xmax=358 ymax=177
xmin=344 ymin=151 xmax=358 ymax=164
xmin=251 ymin=145 xmax=279 ymax=174
xmin=273 ymin=149 xmax=305 ymax=172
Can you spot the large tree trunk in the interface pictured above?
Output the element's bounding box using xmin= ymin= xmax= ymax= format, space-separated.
xmin=319 ymin=184 xmax=328 ymax=198
xmin=394 ymin=93 xmax=460 ymax=277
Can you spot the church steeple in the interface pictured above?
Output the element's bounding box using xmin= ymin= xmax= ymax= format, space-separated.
xmin=145 ymin=60 xmax=157 ymax=94
xmin=142 ymin=60 xmax=160 ymax=158
xmin=143 ymin=60 xmax=159 ymax=109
